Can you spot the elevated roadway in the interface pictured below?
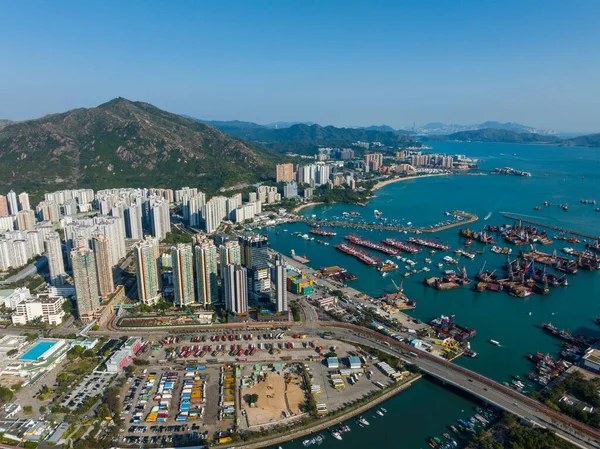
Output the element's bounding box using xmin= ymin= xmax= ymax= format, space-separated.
xmin=320 ymin=322 xmax=600 ymax=449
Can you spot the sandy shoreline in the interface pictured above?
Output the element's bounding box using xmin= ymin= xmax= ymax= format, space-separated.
xmin=292 ymin=201 xmax=324 ymax=213
xmin=372 ymin=173 xmax=450 ymax=191
xmin=292 ymin=174 xmax=449 ymax=214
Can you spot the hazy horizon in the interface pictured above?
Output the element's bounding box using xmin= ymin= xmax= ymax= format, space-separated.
xmin=1 ymin=1 xmax=600 ymax=133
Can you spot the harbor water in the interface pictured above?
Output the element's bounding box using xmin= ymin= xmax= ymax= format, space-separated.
xmin=263 ymin=142 xmax=600 ymax=448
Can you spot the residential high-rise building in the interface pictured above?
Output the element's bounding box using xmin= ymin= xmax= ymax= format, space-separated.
xmin=283 ymin=182 xmax=298 ymax=198
xmin=45 ymin=232 xmax=66 ymax=287
xmin=194 ymin=239 xmax=218 ymax=306
xmin=0 ymin=195 xmax=8 ymax=217
xmin=298 ymin=164 xmax=317 ymax=186
xmin=171 ymin=244 xmax=195 ymax=306
xmin=202 ymin=196 xmax=227 ymax=234
xmin=240 ymin=234 xmax=270 ymax=302
xmin=16 ymin=210 xmax=35 ymax=230
xmin=7 ymin=191 xmax=18 ymax=216
xmin=183 ymin=193 xmax=206 ymax=227
xmin=276 ymin=163 xmax=295 ymax=183
xmin=223 ymin=265 xmax=248 ymax=314
xmin=315 ymin=164 xmax=331 ymax=186
xmin=272 ymin=254 xmax=288 ymax=313
xmin=36 ymin=201 xmax=60 ymax=222
xmin=18 ymin=192 xmax=30 ymax=211
xmin=148 ymin=197 xmax=171 ymax=239
xmin=124 ymin=203 xmax=144 ymax=240
xmin=70 ymin=247 xmax=99 ymax=321
xmin=226 ymin=193 xmax=242 ymax=219
xmin=134 ymin=239 xmax=161 ymax=305
xmin=365 ymin=153 xmax=383 ymax=172
xmin=219 ymin=240 xmax=241 ymax=277
xmin=92 ymin=234 xmax=115 ymax=297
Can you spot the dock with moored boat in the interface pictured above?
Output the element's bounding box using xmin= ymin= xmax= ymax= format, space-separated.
xmin=296 ymin=210 xmax=478 ymax=234
xmin=502 ymin=214 xmax=600 ymax=241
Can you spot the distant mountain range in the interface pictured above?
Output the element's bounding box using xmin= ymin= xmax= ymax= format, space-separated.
xmin=188 ymin=118 xmax=418 ymax=153
xmin=0 ymin=99 xmax=282 ymax=195
xmin=424 ymin=128 xmax=600 ymax=147
xmin=417 ymin=121 xmax=556 ymax=135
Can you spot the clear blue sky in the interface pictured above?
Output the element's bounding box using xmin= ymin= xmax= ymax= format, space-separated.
xmin=1 ymin=0 xmax=599 ymax=132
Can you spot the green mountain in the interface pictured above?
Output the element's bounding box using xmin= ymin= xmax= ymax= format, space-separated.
xmin=0 ymin=119 xmax=13 ymax=130
xmin=561 ymin=133 xmax=600 ymax=148
xmin=425 ymin=128 xmax=562 ymax=144
xmin=0 ymin=98 xmax=282 ymax=196
xmin=206 ymin=123 xmax=418 ymax=148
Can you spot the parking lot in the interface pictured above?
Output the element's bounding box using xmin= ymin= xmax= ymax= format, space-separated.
xmin=60 ymin=372 xmax=115 ymax=410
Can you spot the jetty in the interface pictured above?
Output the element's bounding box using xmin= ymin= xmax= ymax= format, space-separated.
xmin=502 ymin=214 xmax=599 ymax=240
xmin=298 ymin=210 xmax=478 ymax=234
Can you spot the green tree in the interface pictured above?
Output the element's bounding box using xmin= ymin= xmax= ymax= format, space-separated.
xmin=0 ymin=386 xmax=14 ymax=404
xmin=23 ymin=405 xmax=33 ymax=415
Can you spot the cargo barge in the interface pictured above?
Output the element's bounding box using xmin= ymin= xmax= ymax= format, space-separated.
xmin=541 ymin=322 xmax=597 ymax=348
xmin=520 ymin=248 xmax=578 ymax=274
xmin=344 ymin=234 xmax=400 ymax=256
xmin=429 ymin=314 xmax=477 ymax=340
xmin=382 ymin=238 xmax=422 ymax=254
xmin=335 ymin=243 xmax=379 ymax=266
xmin=407 ymin=237 xmax=450 ymax=251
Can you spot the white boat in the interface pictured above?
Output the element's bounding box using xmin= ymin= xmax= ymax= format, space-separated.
xmin=357 ymin=416 xmax=370 ymax=426
xmin=376 ymin=409 xmax=384 ymax=417
xmin=330 ymin=430 xmax=342 ymax=440
xmin=380 ymin=407 xmax=387 ymax=413
xmin=489 ymin=339 xmax=500 ymax=346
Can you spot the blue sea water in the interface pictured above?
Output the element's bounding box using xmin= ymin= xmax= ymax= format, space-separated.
xmin=264 ymin=142 xmax=600 ymax=448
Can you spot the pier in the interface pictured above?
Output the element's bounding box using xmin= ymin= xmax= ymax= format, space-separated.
xmin=298 ymin=210 xmax=479 ymax=234
xmin=502 ymin=214 xmax=600 ymax=240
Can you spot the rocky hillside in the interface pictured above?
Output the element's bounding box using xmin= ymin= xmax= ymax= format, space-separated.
xmin=0 ymin=119 xmax=13 ymax=130
xmin=0 ymin=98 xmax=282 ymax=195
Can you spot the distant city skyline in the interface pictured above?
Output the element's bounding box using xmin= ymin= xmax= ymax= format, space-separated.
xmin=1 ymin=1 xmax=599 ymax=132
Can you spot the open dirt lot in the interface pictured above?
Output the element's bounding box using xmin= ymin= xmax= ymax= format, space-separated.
xmin=242 ymin=371 xmax=304 ymax=427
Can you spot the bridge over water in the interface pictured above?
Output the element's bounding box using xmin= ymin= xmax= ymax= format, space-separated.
xmin=324 ymin=322 xmax=600 ymax=449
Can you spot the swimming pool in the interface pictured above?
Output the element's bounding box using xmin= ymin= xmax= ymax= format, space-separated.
xmin=19 ymin=341 xmax=56 ymax=361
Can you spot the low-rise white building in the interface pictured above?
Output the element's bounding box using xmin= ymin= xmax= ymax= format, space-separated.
xmin=11 ymin=293 xmax=65 ymax=326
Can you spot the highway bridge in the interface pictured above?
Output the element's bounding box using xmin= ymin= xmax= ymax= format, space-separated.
xmin=87 ymin=309 xmax=600 ymax=447
xmin=322 ymin=322 xmax=600 ymax=449
xmin=295 ymin=210 xmax=479 ymax=234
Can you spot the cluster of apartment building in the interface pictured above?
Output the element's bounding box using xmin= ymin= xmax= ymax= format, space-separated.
xmin=276 ymin=162 xmax=356 ymax=191
xmin=135 ymin=233 xmax=287 ymax=317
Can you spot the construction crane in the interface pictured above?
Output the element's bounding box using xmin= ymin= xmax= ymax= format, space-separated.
xmin=391 ymin=279 xmax=404 ymax=293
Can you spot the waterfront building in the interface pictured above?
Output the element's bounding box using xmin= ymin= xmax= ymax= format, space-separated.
xmin=70 ymin=247 xmax=99 ymax=321
xmin=240 ymin=234 xmax=270 ymax=302
xmin=272 ymin=254 xmax=288 ymax=313
xmin=276 ymin=163 xmax=295 ymax=183
xmin=195 ymin=239 xmax=218 ymax=306
xmin=232 ymin=203 xmax=256 ymax=223
xmin=283 ymin=182 xmax=298 ymax=198
xmin=304 ymin=187 xmax=314 ymax=199
xmin=45 ymin=232 xmax=66 ymax=287
xmin=134 ymin=239 xmax=161 ymax=305
xmin=223 ymin=264 xmax=248 ymax=314
xmin=171 ymin=244 xmax=195 ymax=306
xmin=92 ymin=234 xmax=115 ymax=297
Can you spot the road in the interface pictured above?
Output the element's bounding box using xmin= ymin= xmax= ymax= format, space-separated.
xmin=311 ymin=323 xmax=600 ymax=449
